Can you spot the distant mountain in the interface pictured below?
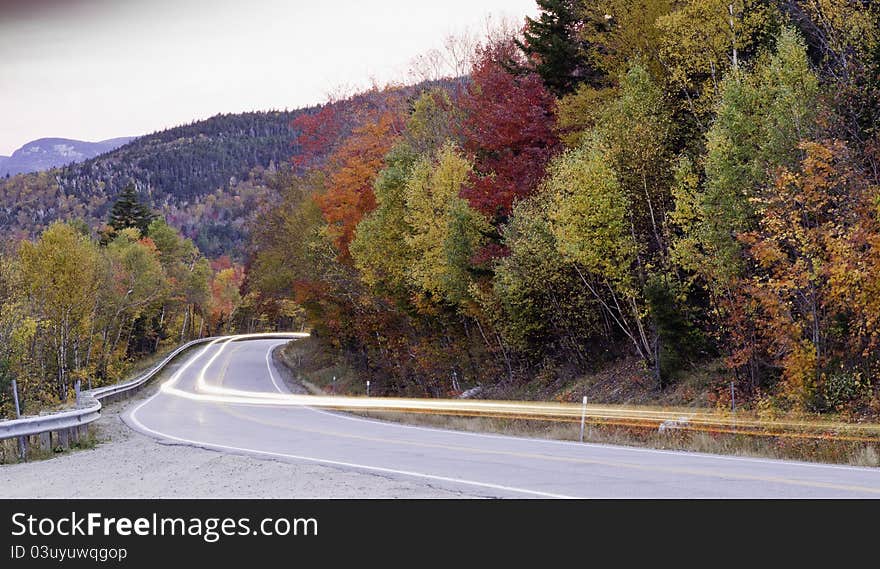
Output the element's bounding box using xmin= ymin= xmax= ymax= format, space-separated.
xmin=0 ymin=136 xmax=136 ymax=176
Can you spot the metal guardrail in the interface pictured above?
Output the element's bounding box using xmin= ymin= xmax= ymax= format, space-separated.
xmin=0 ymin=337 xmax=218 ymax=451
xmin=0 ymin=333 xmax=304 ymax=459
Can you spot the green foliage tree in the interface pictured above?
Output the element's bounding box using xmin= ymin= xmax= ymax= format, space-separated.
xmin=579 ymin=0 xmax=674 ymax=80
xmin=404 ymin=144 xmax=489 ymax=307
xmin=492 ymin=193 xmax=598 ymax=362
xmin=515 ymin=0 xmax=596 ymax=95
xmin=17 ymin=222 xmax=102 ymax=399
xmin=599 ymin=62 xmax=674 ymax=256
xmin=671 ymin=27 xmax=820 ymax=288
xmin=351 ymin=144 xmax=417 ymax=297
xmin=656 ymin=0 xmax=780 ymax=121
xmin=108 ymin=183 xmax=156 ymax=236
xmin=546 ymin=140 xmax=659 ymax=370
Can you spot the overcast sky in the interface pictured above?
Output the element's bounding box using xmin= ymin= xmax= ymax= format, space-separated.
xmin=0 ymin=0 xmax=537 ymax=155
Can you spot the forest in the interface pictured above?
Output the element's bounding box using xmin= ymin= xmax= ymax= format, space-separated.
xmin=2 ymin=0 xmax=880 ymax=421
xmin=0 ymin=84 xmax=453 ymax=260
xmin=0 ymin=187 xmax=248 ymax=418
xmin=246 ymin=0 xmax=880 ymax=417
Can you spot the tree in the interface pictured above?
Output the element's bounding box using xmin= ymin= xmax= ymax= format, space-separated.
xmin=547 ymin=140 xmax=658 ymax=373
xmin=579 ymin=0 xmax=674 ymax=80
xmin=458 ymin=40 xmax=560 ymax=224
xmin=656 ymin=0 xmax=780 ymax=121
xmin=737 ymin=141 xmax=872 ymax=408
xmin=781 ymin=0 xmax=880 ymax=178
xmin=95 ymin=229 xmax=167 ymax=371
xmin=555 ymin=83 xmax=616 ymax=148
xmin=492 ymin=192 xmax=598 ymax=361
xmin=17 ymin=222 xmax=101 ymax=400
xmin=291 ymin=105 xmax=344 ymax=171
xmin=405 ymin=144 xmax=489 ymax=307
xmin=314 ymin=111 xmax=403 ymax=259
xmin=209 ymin=265 xmax=244 ymax=334
xmin=599 ymin=62 xmax=674 ymax=257
xmin=515 ymin=0 xmax=595 ymax=96
xmin=350 ymin=143 xmax=417 ymax=297
xmin=107 ymin=183 xmax=156 ymax=236
xmin=672 ymin=27 xmax=820 ymax=289
xmin=670 ymin=27 xmax=822 ymax=391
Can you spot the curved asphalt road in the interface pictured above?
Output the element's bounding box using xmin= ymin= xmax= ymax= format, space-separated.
xmin=126 ymin=336 xmax=880 ymax=498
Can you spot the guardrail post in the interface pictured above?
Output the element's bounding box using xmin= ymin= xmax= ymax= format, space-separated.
xmin=11 ymin=379 xmax=27 ymax=461
xmin=39 ymin=432 xmax=51 ymax=452
xmin=588 ymin=397 xmax=593 ymax=440
xmin=57 ymin=429 xmax=69 ymax=451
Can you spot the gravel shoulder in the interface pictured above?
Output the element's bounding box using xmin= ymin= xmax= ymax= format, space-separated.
xmin=0 ymin=350 xmax=472 ymax=499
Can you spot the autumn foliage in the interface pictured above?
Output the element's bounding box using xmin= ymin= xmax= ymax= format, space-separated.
xmin=237 ymin=1 xmax=880 ymax=417
xmin=458 ymin=41 xmax=560 ymax=221
xmin=314 ymin=111 xmax=403 ymax=258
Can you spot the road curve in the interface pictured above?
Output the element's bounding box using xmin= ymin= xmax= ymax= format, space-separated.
xmin=125 ymin=336 xmax=880 ymax=498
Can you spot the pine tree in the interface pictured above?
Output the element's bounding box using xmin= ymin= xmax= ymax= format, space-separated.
xmin=514 ymin=0 xmax=594 ymax=96
xmin=108 ymin=183 xmax=155 ymax=235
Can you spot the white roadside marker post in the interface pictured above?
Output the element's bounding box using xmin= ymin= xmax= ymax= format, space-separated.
xmin=366 ymin=380 xmax=371 ymax=397
xmin=579 ymin=395 xmax=587 ymax=443
xmin=731 ymin=380 xmax=736 ymax=431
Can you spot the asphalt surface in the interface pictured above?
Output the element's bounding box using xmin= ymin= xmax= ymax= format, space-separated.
xmin=126 ymin=336 xmax=880 ymax=498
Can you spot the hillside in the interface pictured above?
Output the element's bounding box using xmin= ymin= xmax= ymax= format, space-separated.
xmin=0 ymin=81 xmax=450 ymax=258
xmin=0 ymin=137 xmax=135 ymax=177
xmin=242 ymin=2 xmax=880 ymax=428
xmin=0 ymin=110 xmax=313 ymax=257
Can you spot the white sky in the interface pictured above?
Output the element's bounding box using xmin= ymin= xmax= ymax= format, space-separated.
xmin=0 ymin=0 xmax=537 ymax=155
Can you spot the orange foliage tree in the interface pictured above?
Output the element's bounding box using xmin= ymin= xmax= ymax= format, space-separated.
xmin=736 ymin=141 xmax=880 ymax=410
xmin=313 ymin=111 xmax=404 ymax=259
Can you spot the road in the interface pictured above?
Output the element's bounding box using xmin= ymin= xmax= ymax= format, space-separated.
xmin=126 ymin=336 xmax=880 ymax=498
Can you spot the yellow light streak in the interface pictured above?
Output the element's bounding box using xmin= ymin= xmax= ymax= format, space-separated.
xmin=161 ymin=334 xmax=880 ymax=444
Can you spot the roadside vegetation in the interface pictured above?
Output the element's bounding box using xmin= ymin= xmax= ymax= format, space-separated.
xmin=246 ymin=1 xmax=880 ymax=431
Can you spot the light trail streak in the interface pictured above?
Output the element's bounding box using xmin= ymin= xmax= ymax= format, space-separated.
xmin=160 ymin=334 xmax=880 ymax=444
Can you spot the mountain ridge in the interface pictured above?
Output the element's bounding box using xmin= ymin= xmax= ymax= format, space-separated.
xmin=0 ymin=136 xmax=136 ymax=177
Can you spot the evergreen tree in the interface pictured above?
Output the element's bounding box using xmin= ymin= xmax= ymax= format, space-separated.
xmin=514 ymin=0 xmax=594 ymax=96
xmin=108 ymin=183 xmax=156 ymax=235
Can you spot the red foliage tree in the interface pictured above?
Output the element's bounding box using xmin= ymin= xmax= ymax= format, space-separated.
xmin=457 ymin=41 xmax=560 ymax=221
xmin=291 ymin=105 xmax=344 ymax=170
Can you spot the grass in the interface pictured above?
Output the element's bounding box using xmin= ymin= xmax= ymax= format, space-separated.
xmin=0 ymin=425 xmax=99 ymax=465
xmin=349 ymin=410 xmax=880 ymax=467
xmin=277 ymin=336 xmax=880 ymax=468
